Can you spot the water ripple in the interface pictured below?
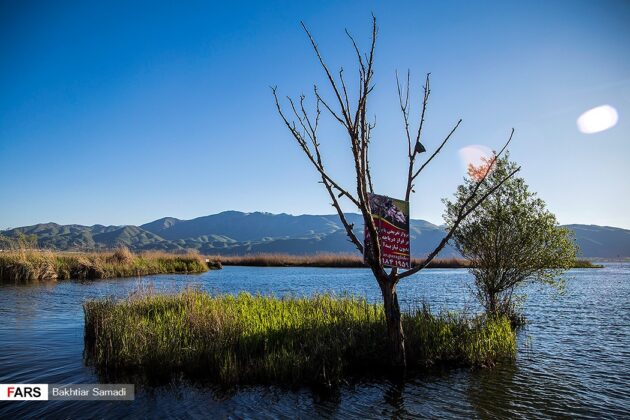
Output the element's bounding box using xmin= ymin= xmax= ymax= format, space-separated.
xmin=0 ymin=263 xmax=629 ymax=418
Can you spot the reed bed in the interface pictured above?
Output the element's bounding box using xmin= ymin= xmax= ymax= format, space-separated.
xmin=83 ymin=290 xmax=516 ymax=387
xmin=210 ymin=253 xmax=600 ymax=269
xmin=571 ymin=259 xmax=603 ymax=268
xmin=0 ymin=248 xmax=215 ymax=283
xmin=209 ymin=253 xmax=473 ymax=268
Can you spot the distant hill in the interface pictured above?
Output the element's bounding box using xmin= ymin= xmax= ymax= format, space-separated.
xmin=2 ymin=211 xmax=628 ymax=259
xmin=564 ymin=224 xmax=630 ymax=258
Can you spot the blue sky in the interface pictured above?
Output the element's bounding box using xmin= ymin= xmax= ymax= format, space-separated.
xmin=1 ymin=0 xmax=629 ymax=229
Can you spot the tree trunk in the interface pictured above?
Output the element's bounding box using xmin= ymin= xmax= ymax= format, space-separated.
xmin=488 ymin=290 xmax=497 ymax=315
xmin=379 ymin=279 xmax=406 ymax=368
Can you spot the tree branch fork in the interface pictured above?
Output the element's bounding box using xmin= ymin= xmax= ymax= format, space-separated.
xmin=273 ymin=16 xmax=519 ymax=287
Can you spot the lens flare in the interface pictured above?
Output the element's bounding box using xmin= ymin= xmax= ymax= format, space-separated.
xmin=459 ymin=145 xmax=492 ymax=168
xmin=577 ymin=105 xmax=618 ymax=134
xmin=458 ymin=145 xmax=494 ymax=181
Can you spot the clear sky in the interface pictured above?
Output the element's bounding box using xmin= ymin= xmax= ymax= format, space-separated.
xmin=1 ymin=0 xmax=629 ymax=229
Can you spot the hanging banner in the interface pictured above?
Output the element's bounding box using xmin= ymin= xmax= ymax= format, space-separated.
xmin=364 ymin=193 xmax=411 ymax=269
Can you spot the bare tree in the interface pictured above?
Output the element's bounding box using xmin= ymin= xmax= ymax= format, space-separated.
xmin=272 ymin=16 xmax=519 ymax=368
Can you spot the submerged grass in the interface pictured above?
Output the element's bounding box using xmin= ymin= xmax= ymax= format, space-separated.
xmin=0 ymin=248 xmax=215 ymax=283
xmin=83 ymin=290 xmax=516 ymax=387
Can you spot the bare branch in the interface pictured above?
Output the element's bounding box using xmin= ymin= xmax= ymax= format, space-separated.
xmin=275 ymin=17 xmax=385 ymax=281
xmin=339 ymin=68 xmax=352 ymax=117
xmin=321 ymin=176 xmax=364 ymax=254
xmin=308 ymin=106 xmax=363 ymax=253
xmin=365 ymin=117 xmax=375 ymax=193
xmin=414 ymin=72 xmax=431 ymax=147
xmin=411 ymin=119 xmax=462 ymax=180
xmin=272 ymin=87 xmax=360 ymax=207
xmin=396 ymin=70 xmax=412 ymax=157
xmin=493 ymin=128 xmax=515 ymax=160
xmin=299 ymin=95 xmax=317 ymax=142
xmin=314 ymin=86 xmax=347 ymax=127
xmin=403 ymin=73 xmax=444 ymax=201
xmin=287 ymin=96 xmax=312 ymax=141
xmin=354 ymin=16 xmax=383 ymax=273
xmin=398 ymin=165 xmax=520 ymax=281
xmin=397 ymin=129 xmax=517 ymax=280
xmin=307 ymin=97 xmax=363 ymax=254
xmin=345 ymin=28 xmax=366 ymax=77
xmin=301 ymin=21 xmax=353 ymax=128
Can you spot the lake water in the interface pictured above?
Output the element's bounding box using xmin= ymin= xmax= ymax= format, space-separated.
xmin=1 ymin=264 xmax=628 ymax=418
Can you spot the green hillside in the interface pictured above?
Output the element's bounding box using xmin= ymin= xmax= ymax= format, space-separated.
xmin=2 ymin=212 xmax=628 ymax=258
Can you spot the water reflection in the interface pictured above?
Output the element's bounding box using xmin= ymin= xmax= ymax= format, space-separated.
xmin=468 ymin=363 xmax=519 ymax=418
xmin=383 ymin=380 xmax=406 ymax=418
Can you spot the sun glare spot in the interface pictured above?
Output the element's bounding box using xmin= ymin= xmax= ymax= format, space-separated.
xmin=459 ymin=145 xmax=495 ymax=181
xmin=577 ymin=105 xmax=618 ymax=134
xmin=459 ymin=145 xmax=492 ymax=169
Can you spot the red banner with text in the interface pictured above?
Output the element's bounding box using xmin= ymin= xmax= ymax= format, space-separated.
xmin=364 ymin=193 xmax=411 ymax=269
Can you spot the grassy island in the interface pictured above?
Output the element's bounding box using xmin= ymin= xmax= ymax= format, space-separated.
xmin=0 ymin=248 xmax=218 ymax=283
xmin=83 ymin=291 xmax=516 ymax=387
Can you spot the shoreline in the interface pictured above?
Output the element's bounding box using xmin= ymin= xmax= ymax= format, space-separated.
xmin=0 ymin=249 xmax=219 ymax=283
xmin=0 ymin=250 xmax=601 ymax=283
xmin=208 ymin=253 xmax=602 ymax=269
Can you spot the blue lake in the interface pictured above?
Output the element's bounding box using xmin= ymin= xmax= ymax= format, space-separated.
xmin=1 ymin=264 xmax=629 ymax=418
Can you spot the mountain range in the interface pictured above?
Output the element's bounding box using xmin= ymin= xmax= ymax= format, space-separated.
xmin=2 ymin=211 xmax=629 ymax=258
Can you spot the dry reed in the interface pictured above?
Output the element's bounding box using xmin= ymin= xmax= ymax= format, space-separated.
xmin=0 ymin=248 xmax=215 ymax=283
